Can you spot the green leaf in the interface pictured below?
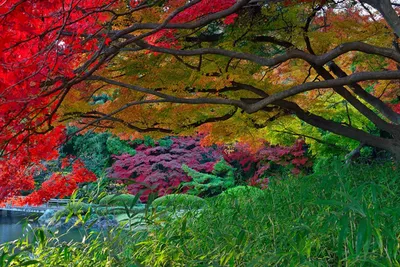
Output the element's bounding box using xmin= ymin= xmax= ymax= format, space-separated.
xmin=18 ymin=260 xmax=41 ymax=266
xmin=338 ymin=215 xmax=349 ymax=259
xmin=356 ymin=218 xmax=367 ymax=254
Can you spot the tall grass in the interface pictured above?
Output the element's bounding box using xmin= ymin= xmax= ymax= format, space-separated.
xmin=0 ymin=216 xmax=141 ymax=266
xmin=132 ymin=160 xmax=400 ymax=266
xmin=2 ymin=160 xmax=400 ymax=266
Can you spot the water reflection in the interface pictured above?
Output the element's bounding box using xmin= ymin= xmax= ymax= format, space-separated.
xmin=0 ymin=214 xmax=84 ymax=244
xmin=0 ymin=214 xmax=37 ymax=244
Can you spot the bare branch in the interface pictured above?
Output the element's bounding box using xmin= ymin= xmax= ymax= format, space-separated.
xmin=87 ymin=75 xmax=247 ymax=108
xmin=135 ymin=40 xmax=400 ymax=67
xmin=245 ymin=70 xmax=400 ymax=113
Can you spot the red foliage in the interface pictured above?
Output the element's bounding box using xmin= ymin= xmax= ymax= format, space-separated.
xmin=22 ymin=160 xmax=97 ymax=206
xmin=0 ymin=0 xmax=314 ymax=203
xmin=283 ymin=0 xmax=326 ymax=5
xmin=223 ymin=139 xmax=311 ymax=189
xmin=222 ymin=143 xmax=258 ymax=172
xmin=0 ymin=126 xmax=66 ymax=201
xmin=391 ymin=103 xmax=400 ymax=114
xmin=0 ymin=0 xmax=242 ymax=203
xmin=145 ymin=0 xmax=238 ymax=49
xmin=109 ymin=137 xmax=311 ymax=201
xmin=108 ymin=136 xmax=221 ymax=201
xmin=0 ymin=0 xmax=112 ymax=202
xmin=1 ymin=159 xmax=96 ymax=206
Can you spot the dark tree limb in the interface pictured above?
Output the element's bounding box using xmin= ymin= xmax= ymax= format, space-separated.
xmin=327 ymin=61 xmax=400 ymax=124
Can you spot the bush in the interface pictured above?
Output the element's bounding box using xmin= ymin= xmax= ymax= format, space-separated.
xmin=181 ymin=158 xmax=235 ymax=197
xmin=108 ymin=136 xmax=222 ymax=201
xmin=131 ymin=160 xmax=400 ymax=266
xmin=108 ymin=136 xmax=312 ymax=200
xmin=60 ymin=128 xmax=112 ymax=176
xmin=151 ymin=194 xmax=207 ymax=210
xmin=95 ymin=205 xmax=146 ymax=216
xmin=222 ymin=139 xmax=312 ymax=188
xmin=61 ymin=128 xmax=136 ymax=176
xmin=54 ymin=202 xmax=91 ymax=217
xmin=98 ymin=194 xmax=140 ymax=207
xmin=106 ymin=137 xmax=136 ymax=156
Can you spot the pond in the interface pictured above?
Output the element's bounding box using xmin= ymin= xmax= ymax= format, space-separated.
xmin=0 ymin=214 xmax=84 ymax=244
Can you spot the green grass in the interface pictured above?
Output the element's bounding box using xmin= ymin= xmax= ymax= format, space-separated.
xmin=132 ymin=160 xmax=400 ymax=266
xmin=151 ymin=194 xmax=207 ymax=210
xmin=2 ymin=160 xmax=400 ymax=266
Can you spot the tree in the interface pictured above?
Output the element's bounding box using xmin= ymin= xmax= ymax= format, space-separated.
xmin=2 ymin=0 xmax=400 ymax=201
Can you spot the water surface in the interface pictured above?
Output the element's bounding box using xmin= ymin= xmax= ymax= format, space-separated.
xmin=0 ymin=214 xmax=84 ymax=244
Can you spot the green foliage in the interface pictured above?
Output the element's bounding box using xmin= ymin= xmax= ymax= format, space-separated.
xmin=65 ymin=202 xmax=92 ymax=215
xmin=219 ymin=185 xmax=264 ymax=199
xmin=61 ymin=128 xmax=136 ymax=176
xmin=213 ymin=158 xmax=235 ymax=178
xmin=0 ymin=227 xmax=138 ymax=267
xmin=151 ymin=194 xmax=207 ymax=210
xmin=311 ymin=131 xmax=360 ymax=158
xmin=54 ymin=202 xmax=91 ymax=218
xmin=131 ymin=135 xmax=156 ymax=147
xmin=132 ymin=160 xmax=400 ymax=266
xmin=99 ymin=194 xmax=140 ymax=207
xmin=264 ymin=92 xmax=382 ymax=162
xmin=158 ymin=137 xmax=173 ymax=148
xmin=74 ymin=174 xmax=129 ymax=205
xmin=95 ymin=205 xmax=146 ymax=216
xmin=4 ymin=161 xmax=400 ymax=266
xmin=131 ymin=135 xmax=173 ymax=148
xmin=181 ymin=158 xmax=235 ymax=197
xmin=106 ymin=137 xmax=136 ymax=156
xmin=61 ymin=128 xmax=112 ymax=176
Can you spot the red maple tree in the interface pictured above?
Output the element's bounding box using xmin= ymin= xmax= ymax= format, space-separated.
xmin=0 ymin=0 xmax=242 ymax=204
xmin=0 ymin=0 xmax=114 ymax=203
xmin=2 ymin=0 xmax=400 ymax=204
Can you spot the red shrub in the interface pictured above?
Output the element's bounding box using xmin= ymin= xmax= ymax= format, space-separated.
xmin=109 ymin=136 xmax=311 ymax=200
xmin=23 ymin=160 xmax=96 ymax=205
xmin=108 ymin=136 xmax=221 ymax=201
xmin=223 ymin=139 xmax=311 ymax=189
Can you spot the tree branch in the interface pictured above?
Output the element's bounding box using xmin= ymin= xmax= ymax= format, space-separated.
xmin=245 ymin=70 xmax=400 ymax=114
xmin=327 ymin=61 xmax=400 ymax=124
xmin=135 ymin=40 xmax=400 ymax=67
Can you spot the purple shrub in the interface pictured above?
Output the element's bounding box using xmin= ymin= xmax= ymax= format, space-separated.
xmin=107 ymin=136 xmax=221 ymax=201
